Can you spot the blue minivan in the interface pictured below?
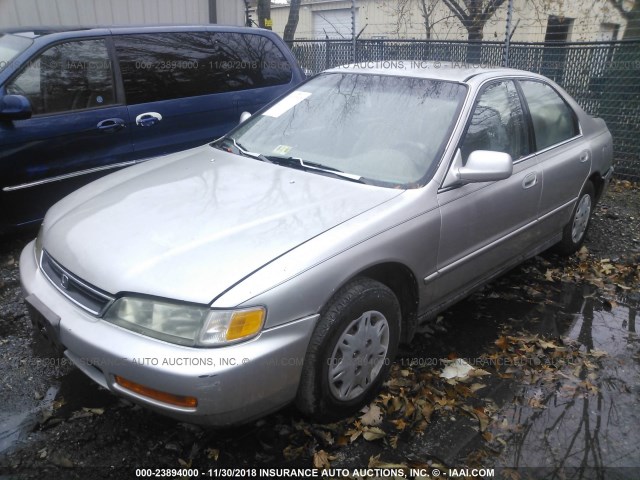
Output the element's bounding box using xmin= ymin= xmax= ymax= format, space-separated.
xmin=0 ymin=25 xmax=304 ymax=234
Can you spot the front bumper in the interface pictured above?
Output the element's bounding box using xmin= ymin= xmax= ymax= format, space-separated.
xmin=20 ymin=240 xmax=318 ymax=426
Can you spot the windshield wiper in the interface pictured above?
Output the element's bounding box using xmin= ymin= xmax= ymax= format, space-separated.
xmin=212 ymin=140 xmax=366 ymax=184
xmin=213 ymin=137 xmax=272 ymax=163
xmin=264 ymin=156 xmax=366 ymax=183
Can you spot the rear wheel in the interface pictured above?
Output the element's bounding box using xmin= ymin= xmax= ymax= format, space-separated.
xmin=296 ymin=278 xmax=401 ymax=421
xmin=556 ymin=181 xmax=595 ymax=255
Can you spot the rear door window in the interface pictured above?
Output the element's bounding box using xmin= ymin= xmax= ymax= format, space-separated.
xmin=518 ymin=80 xmax=579 ymax=151
xmin=114 ymin=32 xmax=293 ymax=105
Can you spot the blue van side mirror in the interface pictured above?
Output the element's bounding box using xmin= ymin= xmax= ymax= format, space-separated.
xmin=0 ymin=94 xmax=32 ymax=121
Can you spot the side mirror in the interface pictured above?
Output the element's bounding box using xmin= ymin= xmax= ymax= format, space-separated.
xmin=239 ymin=111 xmax=252 ymax=124
xmin=457 ymin=150 xmax=513 ymax=183
xmin=0 ymin=94 xmax=32 ymax=121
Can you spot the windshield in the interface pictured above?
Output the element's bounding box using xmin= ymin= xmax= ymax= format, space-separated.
xmin=0 ymin=34 xmax=33 ymax=73
xmin=225 ymin=72 xmax=466 ymax=187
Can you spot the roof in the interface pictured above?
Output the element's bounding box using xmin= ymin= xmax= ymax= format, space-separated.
xmin=326 ymin=60 xmax=533 ymax=83
xmin=1 ymin=24 xmax=271 ymax=39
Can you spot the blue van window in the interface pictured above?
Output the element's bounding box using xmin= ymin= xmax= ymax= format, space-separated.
xmin=7 ymin=39 xmax=115 ymax=115
xmin=114 ymin=32 xmax=293 ymax=105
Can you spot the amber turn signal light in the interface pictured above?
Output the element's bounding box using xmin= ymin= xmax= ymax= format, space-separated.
xmin=115 ymin=375 xmax=198 ymax=408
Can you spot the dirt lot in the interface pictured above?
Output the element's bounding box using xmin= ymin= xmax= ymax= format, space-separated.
xmin=0 ymin=180 xmax=638 ymax=480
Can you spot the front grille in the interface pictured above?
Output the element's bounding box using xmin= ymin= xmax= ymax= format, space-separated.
xmin=41 ymin=250 xmax=114 ymax=316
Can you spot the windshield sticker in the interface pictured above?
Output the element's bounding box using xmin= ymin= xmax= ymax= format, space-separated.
xmin=262 ymin=91 xmax=311 ymax=118
xmin=273 ymin=145 xmax=292 ymax=155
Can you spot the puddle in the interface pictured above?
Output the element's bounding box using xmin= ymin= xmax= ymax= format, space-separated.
xmin=0 ymin=326 xmax=114 ymax=456
xmin=400 ymin=266 xmax=639 ymax=476
xmin=0 ymin=386 xmax=58 ymax=455
xmin=481 ymin=280 xmax=640 ymax=476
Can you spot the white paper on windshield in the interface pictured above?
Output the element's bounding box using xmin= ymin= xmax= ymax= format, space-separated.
xmin=262 ymin=91 xmax=311 ymax=118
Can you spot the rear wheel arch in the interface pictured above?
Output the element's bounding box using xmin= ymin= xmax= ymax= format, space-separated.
xmin=555 ymin=180 xmax=595 ymax=255
xmin=588 ymin=172 xmax=605 ymax=203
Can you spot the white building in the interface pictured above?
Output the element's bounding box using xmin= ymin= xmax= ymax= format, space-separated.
xmin=267 ymin=0 xmax=628 ymax=42
xmin=0 ymin=0 xmax=247 ymax=28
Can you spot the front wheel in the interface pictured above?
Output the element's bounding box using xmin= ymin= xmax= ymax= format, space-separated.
xmin=296 ymin=278 xmax=401 ymax=421
xmin=556 ymin=181 xmax=595 ymax=255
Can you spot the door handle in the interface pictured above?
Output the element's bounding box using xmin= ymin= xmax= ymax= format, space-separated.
xmin=579 ymin=151 xmax=590 ymax=163
xmin=136 ymin=112 xmax=163 ymax=127
xmin=97 ymin=118 xmax=125 ymax=132
xmin=522 ymin=172 xmax=538 ymax=189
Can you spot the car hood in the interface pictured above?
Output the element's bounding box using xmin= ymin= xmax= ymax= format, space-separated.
xmin=43 ymin=146 xmax=402 ymax=304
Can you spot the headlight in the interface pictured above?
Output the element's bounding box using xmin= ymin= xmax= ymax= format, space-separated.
xmin=103 ymin=297 xmax=265 ymax=347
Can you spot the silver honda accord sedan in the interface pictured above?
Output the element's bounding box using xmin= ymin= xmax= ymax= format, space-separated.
xmin=20 ymin=62 xmax=614 ymax=425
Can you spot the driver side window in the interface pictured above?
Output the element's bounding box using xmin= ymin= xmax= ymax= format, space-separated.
xmin=7 ymin=39 xmax=115 ymax=116
xmin=460 ymin=80 xmax=529 ymax=163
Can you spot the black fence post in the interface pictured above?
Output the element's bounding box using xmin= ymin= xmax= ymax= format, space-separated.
xmin=325 ymin=39 xmax=330 ymax=70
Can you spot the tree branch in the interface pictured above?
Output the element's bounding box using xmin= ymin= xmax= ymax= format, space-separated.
xmin=442 ymin=0 xmax=471 ymax=25
xmin=608 ymin=0 xmax=631 ymax=18
xmin=483 ymin=0 xmax=507 ymax=18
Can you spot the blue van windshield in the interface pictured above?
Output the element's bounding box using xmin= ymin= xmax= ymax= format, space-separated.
xmin=0 ymin=34 xmax=33 ymax=73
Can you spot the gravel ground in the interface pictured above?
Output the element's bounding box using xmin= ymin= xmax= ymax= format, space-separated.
xmin=588 ymin=180 xmax=640 ymax=261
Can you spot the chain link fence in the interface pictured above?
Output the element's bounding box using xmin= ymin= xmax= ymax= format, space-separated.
xmin=291 ymin=39 xmax=640 ymax=181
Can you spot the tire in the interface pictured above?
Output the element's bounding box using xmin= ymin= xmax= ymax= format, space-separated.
xmin=555 ymin=181 xmax=595 ymax=255
xmin=296 ymin=277 xmax=401 ymax=421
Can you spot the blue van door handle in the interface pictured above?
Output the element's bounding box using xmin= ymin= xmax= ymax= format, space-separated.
xmin=136 ymin=112 xmax=163 ymax=127
xmin=97 ymin=118 xmax=125 ymax=132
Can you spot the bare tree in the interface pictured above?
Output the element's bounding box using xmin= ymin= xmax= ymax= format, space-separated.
xmin=418 ymin=0 xmax=442 ymax=39
xmin=440 ymin=0 xmax=508 ymax=41
xmin=257 ymin=0 xmax=272 ymax=30
xmin=382 ymin=0 xmax=452 ymax=40
xmin=284 ymin=0 xmax=303 ymax=44
xmin=608 ymin=0 xmax=640 ymax=39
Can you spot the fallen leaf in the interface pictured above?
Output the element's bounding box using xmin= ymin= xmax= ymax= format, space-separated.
xmin=392 ymin=418 xmax=407 ymax=431
xmin=362 ymin=427 xmax=386 ymax=441
xmin=387 ymin=395 xmax=404 ymax=414
xmin=420 ymin=402 xmax=434 ymax=421
xmin=470 ymin=383 xmax=487 ymax=393
xmin=440 ymin=359 xmax=475 ymax=379
xmin=205 ymin=448 xmax=219 ymax=461
xmin=313 ymin=450 xmax=331 ymax=469
xmin=589 ymin=349 xmax=608 ymax=358
xmin=461 ymin=405 xmax=490 ymax=431
xmin=368 ymin=454 xmax=407 ymax=469
xmin=282 ymin=445 xmax=304 ymax=460
xmin=360 ymin=403 xmax=383 ymax=426
xmin=311 ymin=428 xmax=334 ymax=446
xmin=495 ymin=336 xmax=509 ymax=351
xmin=346 ymin=428 xmax=361 ymax=443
